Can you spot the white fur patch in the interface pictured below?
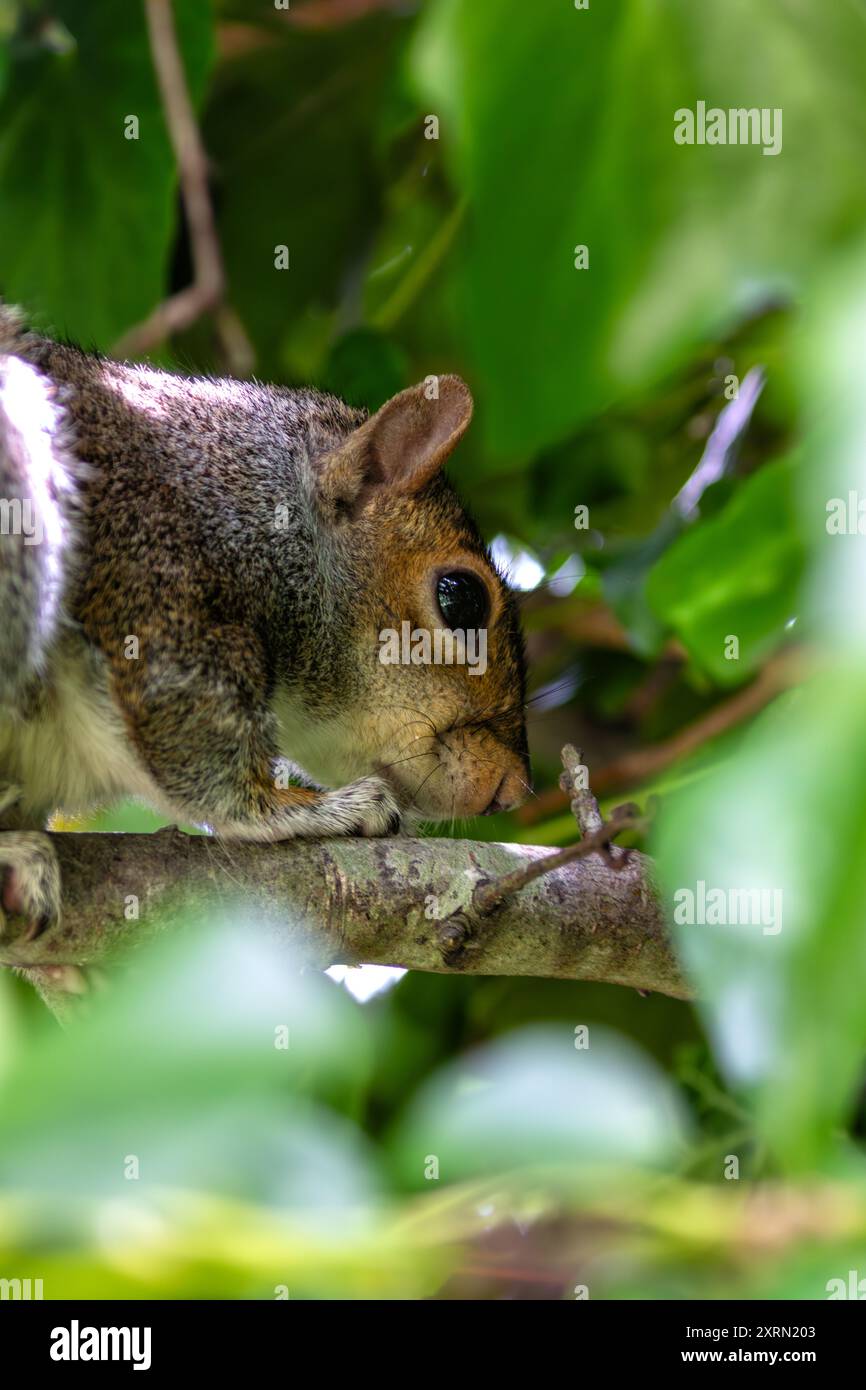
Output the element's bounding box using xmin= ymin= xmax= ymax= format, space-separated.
xmin=1 ymin=652 xmax=165 ymax=821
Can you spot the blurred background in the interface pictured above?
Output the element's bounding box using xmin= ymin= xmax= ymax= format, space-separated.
xmin=2 ymin=0 xmax=866 ymax=1300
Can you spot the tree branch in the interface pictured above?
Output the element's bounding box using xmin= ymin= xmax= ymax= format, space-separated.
xmin=0 ymin=823 xmax=688 ymax=1007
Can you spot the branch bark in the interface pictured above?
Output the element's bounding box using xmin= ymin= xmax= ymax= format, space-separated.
xmin=0 ymin=825 xmax=688 ymax=1005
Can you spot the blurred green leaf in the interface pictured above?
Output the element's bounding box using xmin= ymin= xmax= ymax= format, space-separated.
xmin=413 ymin=0 xmax=866 ymax=454
xmin=204 ymin=20 xmax=403 ymax=380
xmin=390 ymin=1025 xmax=690 ymax=1186
xmin=655 ymin=676 xmax=866 ymax=1172
xmin=651 ymin=244 xmax=866 ymax=1174
xmin=0 ymin=916 xmax=377 ymax=1208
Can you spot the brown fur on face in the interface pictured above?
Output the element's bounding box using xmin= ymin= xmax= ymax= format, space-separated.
xmin=343 ymin=489 xmax=527 ymax=819
xmin=292 ymin=380 xmax=529 ymax=821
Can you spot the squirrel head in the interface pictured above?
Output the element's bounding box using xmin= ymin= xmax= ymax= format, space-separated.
xmin=286 ymin=375 xmax=530 ymax=822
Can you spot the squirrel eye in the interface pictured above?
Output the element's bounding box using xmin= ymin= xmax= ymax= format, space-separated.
xmin=435 ymin=572 xmax=489 ymax=630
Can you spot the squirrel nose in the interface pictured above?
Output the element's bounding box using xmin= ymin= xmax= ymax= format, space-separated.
xmin=483 ymin=770 xmax=526 ymax=816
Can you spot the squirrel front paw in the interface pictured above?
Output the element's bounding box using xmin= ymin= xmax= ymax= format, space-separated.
xmin=213 ymin=773 xmax=405 ymax=841
xmin=0 ymin=831 xmax=62 ymax=941
xmin=328 ymin=775 xmax=403 ymax=838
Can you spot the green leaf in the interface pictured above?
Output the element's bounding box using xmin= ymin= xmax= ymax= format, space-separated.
xmin=0 ymin=916 xmax=377 ymax=1206
xmin=413 ymin=0 xmax=866 ymax=453
xmin=654 ymin=676 xmax=866 ymax=1172
xmin=323 ymin=327 xmax=408 ymax=411
xmin=0 ymin=2 xmax=214 ymax=347
xmin=653 ymin=244 xmax=866 ymax=1174
xmin=645 ymin=457 xmax=805 ymax=682
xmin=203 ymin=20 xmax=402 ymax=379
xmin=389 ymin=1025 xmax=689 ymax=1186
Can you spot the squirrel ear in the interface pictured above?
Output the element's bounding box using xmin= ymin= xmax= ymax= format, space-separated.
xmin=315 ymin=375 xmax=473 ymax=520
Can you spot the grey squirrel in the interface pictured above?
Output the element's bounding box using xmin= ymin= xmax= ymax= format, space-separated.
xmin=0 ymin=305 xmax=529 ymax=942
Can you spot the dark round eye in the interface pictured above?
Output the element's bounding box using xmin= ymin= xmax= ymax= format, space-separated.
xmin=435 ymin=571 xmax=490 ymax=629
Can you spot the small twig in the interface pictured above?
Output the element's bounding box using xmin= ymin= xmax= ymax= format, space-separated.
xmin=519 ymin=648 xmax=804 ymax=826
xmin=113 ymin=0 xmax=254 ymax=373
xmin=592 ymin=648 xmax=803 ymax=797
xmin=472 ymin=806 xmax=647 ymax=916
xmin=436 ymin=749 xmax=652 ymax=956
xmin=559 ymin=743 xmax=603 ymax=836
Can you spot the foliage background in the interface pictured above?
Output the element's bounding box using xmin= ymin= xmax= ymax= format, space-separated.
xmin=2 ymin=0 xmax=866 ymax=1299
